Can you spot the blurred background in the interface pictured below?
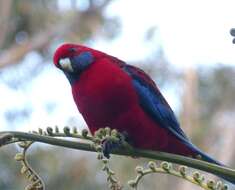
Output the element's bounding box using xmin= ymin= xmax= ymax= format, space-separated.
xmin=0 ymin=0 xmax=235 ymax=189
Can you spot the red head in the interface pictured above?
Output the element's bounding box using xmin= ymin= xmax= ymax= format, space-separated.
xmin=54 ymin=44 xmax=93 ymax=67
xmin=53 ymin=43 xmax=105 ymax=83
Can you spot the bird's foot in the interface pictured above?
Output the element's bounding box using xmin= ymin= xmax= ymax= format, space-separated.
xmin=102 ymin=137 xmax=122 ymax=158
xmin=94 ymin=128 xmax=132 ymax=159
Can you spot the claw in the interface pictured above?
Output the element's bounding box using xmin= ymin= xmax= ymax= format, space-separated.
xmin=102 ymin=137 xmax=122 ymax=158
xmin=96 ymin=130 xmax=132 ymax=158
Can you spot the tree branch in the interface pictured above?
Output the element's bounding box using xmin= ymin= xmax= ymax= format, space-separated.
xmin=0 ymin=130 xmax=234 ymax=184
xmin=0 ymin=24 xmax=68 ymax=69
xmin=0 ymin=0 xmax=12 ymax=48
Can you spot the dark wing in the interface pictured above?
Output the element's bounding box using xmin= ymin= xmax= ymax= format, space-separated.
xmin=108 ymin=57 xmax=226 ymax=166
xmin=122 ymin=64 xmax=189 ymax=141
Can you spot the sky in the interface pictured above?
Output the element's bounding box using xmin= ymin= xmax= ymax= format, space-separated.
xmin=94 ymin=0 xmax=235 ymax=67
xmin=1 ymin=0 xmax=235 ymax=131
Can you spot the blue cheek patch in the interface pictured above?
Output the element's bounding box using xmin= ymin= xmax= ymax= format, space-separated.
xmin=70 ymin=51 xmax=94 ymax=72
xmin=65 ymin=51 xmax=94 ymax=85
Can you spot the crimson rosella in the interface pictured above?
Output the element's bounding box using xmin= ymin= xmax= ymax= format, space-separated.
xmin=53 ymin=43 xmax=234 ymax=184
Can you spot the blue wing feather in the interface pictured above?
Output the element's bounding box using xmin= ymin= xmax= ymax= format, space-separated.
xmin=123 ymin=65 xmax=188 ymax=140
xmin=122 ymin=64 xmax=223 ymax=166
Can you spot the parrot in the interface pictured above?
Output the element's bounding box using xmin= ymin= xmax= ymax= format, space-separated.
xmin=53 ymin=43 xmax=234 ymax=184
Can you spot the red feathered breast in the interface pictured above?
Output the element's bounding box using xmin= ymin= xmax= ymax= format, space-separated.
xmin=72 ymin=57 xmax=139 ymax=131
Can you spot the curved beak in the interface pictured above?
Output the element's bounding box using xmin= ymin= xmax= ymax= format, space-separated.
xmin=59 ymin=58 xmax=74 ymax=72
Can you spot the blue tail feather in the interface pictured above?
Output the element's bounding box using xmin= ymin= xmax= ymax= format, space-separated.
xmin=191 ymin=145 xmax=235 ymax=185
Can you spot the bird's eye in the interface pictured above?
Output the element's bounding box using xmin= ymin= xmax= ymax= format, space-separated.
xmin=68 ymin=47 xmax=77 ymax=53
